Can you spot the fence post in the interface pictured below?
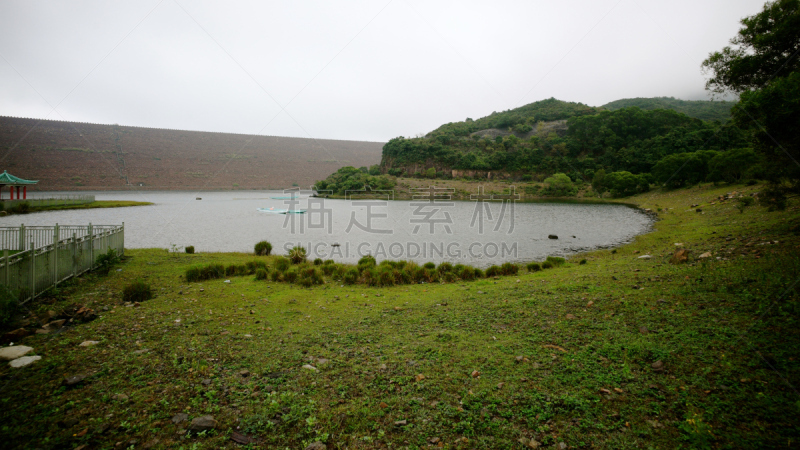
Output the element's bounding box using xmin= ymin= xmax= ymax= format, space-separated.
xmin=88 ymin=223 xmax=93 ymax=270
xmin=29 ymin=241 xmax=35 ymax=303
xmin=72 ymin=233 xmax=77 ymax=277
xmin=121 ymin=222 xmax=125 ymax=257
xmin=18 ymin=224 xmax=24 ymax=252
xmin=54 ymin=224 xmax=59 ymax=287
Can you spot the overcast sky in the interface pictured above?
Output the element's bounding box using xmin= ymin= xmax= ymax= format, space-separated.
xmin=0 ymin=0 xmax=764 ymax=142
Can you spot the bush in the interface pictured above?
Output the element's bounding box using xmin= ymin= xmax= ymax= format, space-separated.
xmin=298 ymin=267 xmax=323 ymax=287
xmin=442 ymin=272 xmax=456 ymax=283
xmin=321 ymin=263 xmax=336 ymax=276
xmin=187 ymin=263 xmax=225 ymax=281
xmin=459 ymin=266 xmax=476 ymax=280
xmin=379 ymin=268 xmax=395 ymax=286
xmin=399 ymin=268 xmax=413 ymax=284
xmin=225 ymin=264 xmax=238 ymax=276
xmin=94 ymin=248 xmax=119 ymax=275
xmin=313 ymin=258 xmax=323 ymax=266
xmin=343 ymin=268 xmax=359 ymax=285
xmin=500 ymin=262 xmax=519 ymax=275
xmin=283 ymin=267 xmax=299 ymax=283
xmin=123 ymin=280 xmax=153 ymax=303
xmin=362 ymin=268 xmax=379 ymax=286
xmin=270 ymin=270 xmax=281 ymax=282
xmin=437 ymin=262 xmax=454 ymax=274
xmin=357 ymin=255 xmax=377 ymax=272
xmin=247 ymin=260 xmax=267 ymax=273
xmin=542 ymin=261 xmax=553 ymax=269
xmin=546 ymin=256 xmax=566 ymax=267
xmin=485 ymin=265 xmax=501 ymax=277
xmin=474 ymin=268 xmax=484 ymax=278
xmin=11 ymin=202 xmax=31 ymax=214
xmin=185 ymin=245 xmax=195 ymax=254
xmin=254 ymin=241 xmax=273 ymax=256
xmin=0 ymin=285 xmax=18 ymax=326
xmin=579 ymin=259 xmax=587 ymax=265
xmin=423 ymin=262 xmax=436 ymax=270
xmin=274 ymin=256 xmax=291 ymax=272
xmin=527 ymin=262 xmax=541 ymax=272
xmin=255 ymin=268 xmax=268 ymax=280
xmin=324 ymin=259 xmax=335 ymax=265
xmin=288 ymin=246 xmax=307 ymax=264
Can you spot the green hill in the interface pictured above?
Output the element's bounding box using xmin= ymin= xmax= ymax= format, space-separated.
xmin=601 ymin=97 xmax=735 ymax=122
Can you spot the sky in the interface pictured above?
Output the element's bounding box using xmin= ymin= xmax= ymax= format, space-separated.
xmin=0 ymin=0 xmax=766 ymax=142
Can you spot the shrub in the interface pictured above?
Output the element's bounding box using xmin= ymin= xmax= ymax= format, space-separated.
xmin=324 ymin=259 xmax=335 ymax=265
xmin=298 ymin=267 xmax=323 ymax=287
xmin=442 ymin=272 xmax=456 ymax=283
xmin=247 ymin=260 xmax=267 ymax=273
xmin=225 ymin=264 xmax=238 ymax=276
xmin=500 ymin=262 xmax=519 ymax=275
xmin=362 ymin=268 xmax=379 ymax=286
xmin=343 ymin=268 xmax=359 ymax=285
xmin=0 ymin=285 xmax=18 ymax=326
xmin=423 ymin=262 xmax=436 ymax=270
xmin=123 ymin=280 xmax=153 ymax=303
xmin=11 ymin=201 xmax=31 ymax=214
xmin=527 ymin=262 xmax=541 ymax=272
xmin=474 ymin=268 xmax=485 ymax=278
xmin=187 ymin=263 xmax=225 ymax=281
xmin=288 ymin=246 xmax=307 ymax=264
xmin=94 ymin=248 xmax=119 ymax=275
xmin=485 ymin=265 xmax=501 ymax=277
xmin=313 ymin=258 xmax=323 ymax=266
xmin=378 ymin=268 xmax=395 ymax=286
xmin=185 ymin=266 xmax=201 ymax=282
xmin=254 ymin=241 xmax=273 ymax=256
xmin=255 ymin=269 xmax=268 ymax=280
xmin=274 ymin=256 xmax=291 ymax=272
xmin=546 ymin=256 xmax=566 ymax=267
xmin=542 ymin=261 xmax=553 ymax=269
xmin=357 ymin=255 xmax=377 ymax=272
xmin=270 ymin=270 xmax=281 ymax=282
xmin=334 ymin=264 xmax=347 ymax=280
xmin=185 ymin=245 xmax=195 ymax=254
xmin=459 ymin=266 xmax=476 ymax=280
xmin=399 ymin=268 xmax=413 ymax=284
xmin=579 ymin=259 xmax=587 ymax=265
xmin=283 ymin=267 xmax=299 ymax=283
xmin=453 ymin=264 xmax=466 ymax=277
xmin=437 ymin=262 xmax=454 ymax=274
xmin=321 ymin=263 xmax=336 ymax=276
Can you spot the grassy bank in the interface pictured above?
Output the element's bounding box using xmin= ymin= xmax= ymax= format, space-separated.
xmin=2 ymin=200 xmax=153 ymax=215
xmin=0 ymin=184 xmax=798 ymax=449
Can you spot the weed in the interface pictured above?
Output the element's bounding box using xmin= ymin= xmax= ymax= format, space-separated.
xmin=255 ymin=269 xmax=268 ymax=280
xmin=254 ymin=241 xmax=273 ymax=256
xmin=122 ymin=280 xmax=152 ymax=303
xmin=185 ymin=245 xmax=195 ymax=254
xmin=288 ymin=246 xmax=307 ymax=264
xmin=527 ymin=262 xmax=541 ymax=272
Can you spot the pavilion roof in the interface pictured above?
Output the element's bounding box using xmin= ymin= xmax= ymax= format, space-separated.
xmin=0 ymin=171 xmax=38 ymax=185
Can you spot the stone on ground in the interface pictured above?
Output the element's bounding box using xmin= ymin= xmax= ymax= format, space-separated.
xmin=9 ymin=355 xmax=40 ymax=368
xmin=0 ymin=345 xmax=33 ymax=361
xmin=188 ymin=415 xmax=217 ymax=432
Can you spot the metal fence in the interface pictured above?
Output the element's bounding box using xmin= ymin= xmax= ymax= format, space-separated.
xmin=0 ymin=223 xmax=124 ymax=304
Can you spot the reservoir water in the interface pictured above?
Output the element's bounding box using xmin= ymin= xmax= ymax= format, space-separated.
xmin=0 ymin=191 xmax=652 ymax=267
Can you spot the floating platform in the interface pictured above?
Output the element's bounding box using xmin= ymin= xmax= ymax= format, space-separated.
xmin=257 ymin=208 xmax=307 ymax=214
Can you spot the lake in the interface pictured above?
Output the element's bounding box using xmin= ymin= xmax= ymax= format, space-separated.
xmin=0 ymin=191 xmax=653 ymax=267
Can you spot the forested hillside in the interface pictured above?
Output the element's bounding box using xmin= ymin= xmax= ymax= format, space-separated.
xmin=379 ymin=98 xmax=754 ymax=198
xmin=601 ymin=97 xmax=735 ymax=122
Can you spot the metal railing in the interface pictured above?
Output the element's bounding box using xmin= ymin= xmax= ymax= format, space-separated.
xmin=0 ymin=223 xmax=124 ymax=304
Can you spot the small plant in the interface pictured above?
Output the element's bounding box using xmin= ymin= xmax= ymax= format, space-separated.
xmin=379 ymin=268 xmax=395 ymax=286
xmin=423 ymin=262 xmax=436 ymax=270
xmin=485 ymin=265 xmax=501 ymax=277
xmin=254 ymin=241 xmax=273 ymax=256
xmin=343 ymin=268 xmax=359 ymax=285
xmin=500 ymin=262 xmax=519 ymax=275
xmin=357 ymin=255 xmax=377 ymax=272
xmin=579 ymin=259 xmax=587 ymax=265
xmin=185 ymin=245 xmax=195 ymax=254
xmin=459 ymin=266 xmax=476 ymax=280
xmin=542 ymin=261 xmax=553 ymax=269
xmin=527 ymin=262 xmax=541 ymax=272
xmin=736 ymin=196 xmax=755 ymax=213
xmin=274 ymin=256 xmax=291 ymax=272
xmin=0 ymin=285 xmax=19 ymax=326
xmin=437 ymin=262 xmax=454 ymax=274
xmin=298 ymin=267 xmax=323 ymax=287
xmin=474 ymin=268 xmax=484 ymax=278
xmin=94 ymin=248 xmax=120 ymax=275
xmin=283 ymin=267 xmax=299 ymax=283
xmin=313 ymin=258 xmax=323 ymax=266
xmin=187 ymin=263 xmax=225 ymax=282
xmin=185 ymin=266 xmax=201 ymax=282
xmin=321 ymin=263 xmax=336 ymax=276
xmin=254 ymin=268 xmax=268 ymax=280
xmin=288 ymin=246 xmax=307 ymax=264
xmin=545 ymin=256 xmax=566 ymax=267
xmin=123 ymin=280 xmax=152 ymax=303
xmin=362 ymin=268 xmax=379 ymax=286
xmin=324 ymin=259 xmax=335 ymax=265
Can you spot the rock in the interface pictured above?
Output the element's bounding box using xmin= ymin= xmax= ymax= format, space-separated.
xmin=143 ymin=439 xmax=160 ymax=449
xmin=315 ymin=357 xmax=330 ymax=365
xmin=305 ymin=442 xmax=327 ymax=450
xmin=670 ymin=249 xmax=689 ymax=264
xmin=429 ymin=437 xmax=441 ymax=444
xmin=201 ymin=379 xmax=212 ymax=386
xmin=112 ymin=393 xmax=129 ymax=401
xmin=497 ymin=382 xmax=505 ymax=389
xmin=302 ymin=364 xmax=319 ymax=372
xmin=188 ymin=415 xmax=217 ymax=433
xmin=558 ymin=443 xmax=568 ymax=450
xmin=379 ymin=402 xmax=388 ymax=408
xmin=2 ymin=328 xmax=32 ymax=342
xmin=565 ymin=314 xmax=576 ymax=320
xmin=696 ymin=208 xmax=702 ymax=213
xmin=35 ymin=329 xmax=50 ymax=335
xmin=587 ymin=301 xmax=594 ymax=307
xmin=63 ymin=374 xmax=89 ymax=386
xmin=548 ymin=234 xmax=558 ymax=239
xmin=378 ymin=363 xmax=387 ymax=371
xmin=415 ymin=374 xmax=425 ymax=381
xmin=0 ymin=345 xmax=33 ymax=361
xmin=639 ymin=326 xmax=649 ymax=334
xmin=79 ymin=341 xmax=100 ymax=347
xmin=698 ymin=252 xmax=712 ymax=258
xmin=239 ymin=369 xmax=250 ymax=377
xmin=471 ymin=370 xmax=480 ymax=378
xmin=515 ymin=355 xmax=524 ymax=362
xmin=231 ymin=431 xmax=257 ymax=444
xmin=528 ymin=439 xmax=541 ymax=449
xmin=674 ymin=243 xmax=683 ymax=246
xmin=651 ymin=360 xmax=665 ymax=372
xmin=171 ymin=413 xmax=189 ymax=424
xmin=43 ymin=319 xmax=66 ymax=330
xmin=9 ymin=355 xmax=40 ymax=368
xmin=394 ymin=420 xmax=407 ymax=426
xmin=638 ymin=255 xmax=652 ymax=259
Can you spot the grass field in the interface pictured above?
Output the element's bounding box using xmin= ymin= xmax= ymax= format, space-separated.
xmin=0 ymin=183 xmax=798 ymax=449
xmin=28 ymin=200 xmax=153 ymax=213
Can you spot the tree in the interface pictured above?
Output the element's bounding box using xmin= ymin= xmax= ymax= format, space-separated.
xmin=542 ymin=173 xmax=577 ymax=197
xmin=701 ymin=0 xmax=800 ymax=95
xmin=702 ymin=0 xmax=800 ymax=208
xmin=708 ymin=148 xmax=758 ymax=183
xmin=604 ymin=171 xmax=650 ymax=197
xmin=592 ymin=169 xmax=607 ymax=197
xmin=425 ymin=167 xmax=436 ymax=178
